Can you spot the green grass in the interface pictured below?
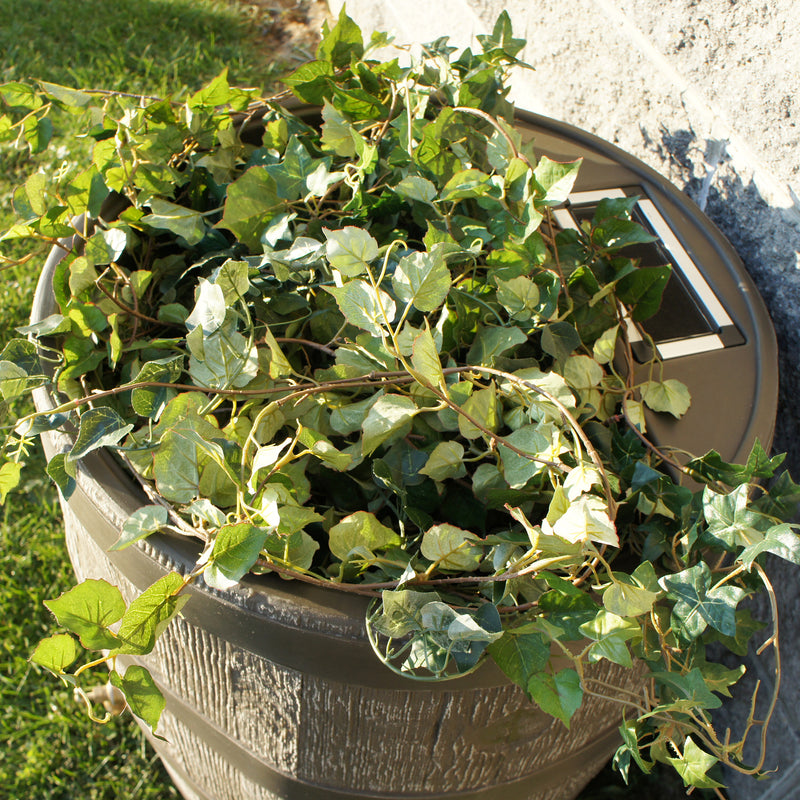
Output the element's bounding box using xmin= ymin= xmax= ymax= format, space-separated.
xmin=0 ymin=2 xmax=288 ymax=798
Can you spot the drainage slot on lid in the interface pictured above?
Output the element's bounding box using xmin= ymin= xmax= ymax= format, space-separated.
xmin=552 ymin=187 xmax=745 ymax=361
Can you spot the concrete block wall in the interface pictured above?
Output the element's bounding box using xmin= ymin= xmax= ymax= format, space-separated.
xmin=328 ymin=1 xmax=800 ymax=797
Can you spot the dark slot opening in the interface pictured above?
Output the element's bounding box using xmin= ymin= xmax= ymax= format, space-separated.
xmin=569 ymin=204 xmax=718 ymax=343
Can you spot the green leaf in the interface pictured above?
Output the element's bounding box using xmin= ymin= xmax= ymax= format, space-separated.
xmin=0 ymin=361 xmax=29 ymax=400
xmin=658 ymin=563 xmax=746 ymax=639
xmin=617 ymin=265 xmax=671 ymax=321
xmin=739 ymin=522 xmax=800 ymax=569
xmin=395 ymin=175 xmax=438 ymax=205
xmin=204 ymin=523 xmax=272 ymax=590
xmin=495 ymin=275 xmax=540 ymax=321
xmin=497 ymin=424 xmax=551 ymax=489
xmin=46 ymin=453 xmax=76 ymax=499
xmin=186 ymin=278 xmax=226 ymax=334
xmin=563 ymin=355 xmax=603 ymax=389
xmin=411 ymin=326 xmax=446 ymax=392
xmin=113 ymin=572 xmax=189 ymax=655
xmin=703 ymin=483 xmax=770 ymax=550
xmin=69 ymin=407 xmax=134 ymax=462
xmin=0 ymin=461 xmax=21 ymax=503
xmin=550 ymin=495 xmax=619 ymax=547
xmin=188 ymin=323 xmax=258 ymax=389
xmin=526 ymin=668 xmax=583 ymax=728
xmin=298 ymin=427 xmax=352 ymax=471
xmin=667 ymin=738 xmax=723 ymax=789
xmin=110 ymin=666 xmax=165 ymax=733
xmin=487 ymin=629 xmax=551 ymax=689
xmin=641 ymin=379 xmax=691 ymax=418
xmin=579 ymin=609 xmax=639 ymax=667
xmin=40 ymin=81 xmax=92 ymax=107
xmin=44 ymin=579 xmax=126 ymax=650
xmin=131 ymin=356 xmax=184 ymax=418
xmin=392 ymin=250 xmax=451 ymax=313
xmin=458 ymin=386 xmax=500 ymax=441
xmin=326 ymin=279 xmax=396 ymax=337
xmin=362 ymin=394 xmax=418 ymax=454
xmin=110 ymin=505 xmax=170 ymax=551
xmin=439 ymin=168 xmax=493 ymax=202
xmin=328 ymin=511 xmax=400 ymax=561
xmin=421 ymin=524 xmax=482 ymax=571
xmin=316 ymin=6 xmax=364 ymax=68
xmin=540 ymin=322 xmax=580 ymax=367
xmin=141 ymin=198 xmax=207 ymax=245
xmin=324 ymin=226 xmax=379 ymax=277
xmin=476 ymin=11 xmax=527 ymax=59
xmin=220 ymin=166 xmax=280 ymax=250
xmin=373 ymin=589 xmax=437 ymax=637
xmin=419 ymin=441 xmax=467 ymax=482
xmin=30 ymin=634 xmax=82 ymax=676
xmin=467 ymin=325 xmax=527 ymax=365
xmin=533 ymin=156 xmax=582 ymax=205
xmin=603 ymin=574 xmax=659 ymax=617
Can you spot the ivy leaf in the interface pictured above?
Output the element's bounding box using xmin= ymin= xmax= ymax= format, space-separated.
xmin=395 ymin=175 xmax=437 ymax=205
xmin=46 ymin=453 xmax=76 ymax=499
xmin=325 ymin=280 xmax=396 ymax=337
xmin=603 ymin=574 xmax=659 ymax=617
xmin=131 ymin=356 xmax=184 ymax=419
xmin=373 ymin=589 xmax=438 ymax=638
xmin=204 ymin=524 xmax=273 ymax=591
xmin=141 ymin=198 xmax=206 ymax=246
xmin=30 ymin=634 xmax=82 ymax=677
xmin=419 ymin=441 xmax=467 ymax=482
xmin=495 ymin=275 xmax=540 ymax=321
xmin=316 ymin=5 xmax=364 ymax=68
xmin=110 ymin=505 xmax=170 ymax=552
xmin=297 ymin=427 xmax=352 ymax=471
xmin=526 ymin=668 xmax=583 ymax=728
xmin=541 ymin=322 xmax=581 ymax=368
xmin=112 ymin=572 xmax=189 ymax=656
xmin=439 ymin=168 xmax=493 ymax=202
xmin=497 ymin=424 xmax=551 ymax=489
xmin=641 ymin=379 xmax=691 ymax=419
xmin=0 ymin=461 xmax=21 ymax=503
xmin=421 ymin=524 xmax=482 ymax=571
xmin=324 ymin=226 xmax=379 ymax=277
xmin=220 ymin=166 xmax=280 ymax=250
xmin=616 ymin=265 xmax=671 ymax=321
xmin=703 ymin=484 xmax=770 ymax=550
xmin=467 ymin=325 xmax=527 ymax=365
xmin=188 ymin=324 xmax=258 ymax=389
xmin=458 ymin=386 xmax=500 ymax=441
xmin=392 ymin=250 xmax=451 ymax=313
xmin=362 ymin=394 xmax=418 ymax=454
xmin=667 ymin=738 xmax=724 ymax=789
xmin=186 ymin=279 xmax=226 ymax=334
xmin=265 ymin=136 xmax=318 ymax=200
xmin=110 ymin=666 xmax=165 ymax=733
xmin=658 ymin=563 xmax=745 ymax=639
xmin=579 ymin=609 xmax=639 ymax=667
xmin=44 ymin=579 xmax=126 ymax=650
xmin=476 ymin=10 xmax=527 ymax=59
xmin=532 ymin=156 xmax=582 ymax=205
xmin=487 ymin=629 xmax=551 ymax=689
xmin=739 ymin=523 xmax=800 ymax=569
xmin=328 ymin=511 xmax=400 ymax=561
xmin=551 ymin=495 xmax=619 ymax=547
xmin=411 ymin=326 xmax=446 ymax=392
xmin=68 ymin=407 xmax=134 ymax=462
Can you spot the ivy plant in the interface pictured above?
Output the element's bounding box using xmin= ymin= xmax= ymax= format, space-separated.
xmin=1 ymin=9 xmax=798 ymax=792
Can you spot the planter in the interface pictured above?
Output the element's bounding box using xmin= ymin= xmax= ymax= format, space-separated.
xmin=33 ymin=235 xmax=645 ymax=800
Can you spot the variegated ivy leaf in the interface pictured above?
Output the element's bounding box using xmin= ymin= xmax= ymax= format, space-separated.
xmin=324 ymin=226 xmax=379 ymax=277
xmin=421 ymin=523 xmax=483 ymax=571
xmin=361 ymin=394 xmax=418 ymax=454
xmin=563 ymin=355 xmax=603 ymax=390
xmin=186 ymin=278 xmax=226 ymax=335
xmin=188 ymin=320 xmax=258 ymax=389
xmin=419 ymin=441 xmax=466 ymax=482
xmin=305 ymin=162 xmax=346 ymax=198
xmin=391 ymin=249 xmax=451 ymax=313
xmin=203 ymin=523 xmax=273 ymax=591
xmin=547 ymin=495 xmax=619 ymax=548
xmin=495 ymin=275 xmax=540 ymax=321
xmin=325 ymin=279 xmax=396 ymax=337
xmin=320 ymin=99 xmax=357 ymax=157
xmin=140 ymin=198 xmax=206 ymax=245
xmin=532 ymin=155 xmax=582 ymax=206
xmin=563 ymin=462 xmax=603 ymax=500
xmin=68 ymin=407 xmax=134 ymax=462
xmin=641 ymin=378 xmax=691 ymax=419
xmin=328 ymin=510 xmax=400 ymax=561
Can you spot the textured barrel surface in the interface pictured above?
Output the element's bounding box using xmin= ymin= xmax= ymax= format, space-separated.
xmin=38 ymin=421 xmax=643 ymax=800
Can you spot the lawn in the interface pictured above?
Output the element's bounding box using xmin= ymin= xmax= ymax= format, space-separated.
xmin=0 ymin=2 xmax=288 ymax=797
